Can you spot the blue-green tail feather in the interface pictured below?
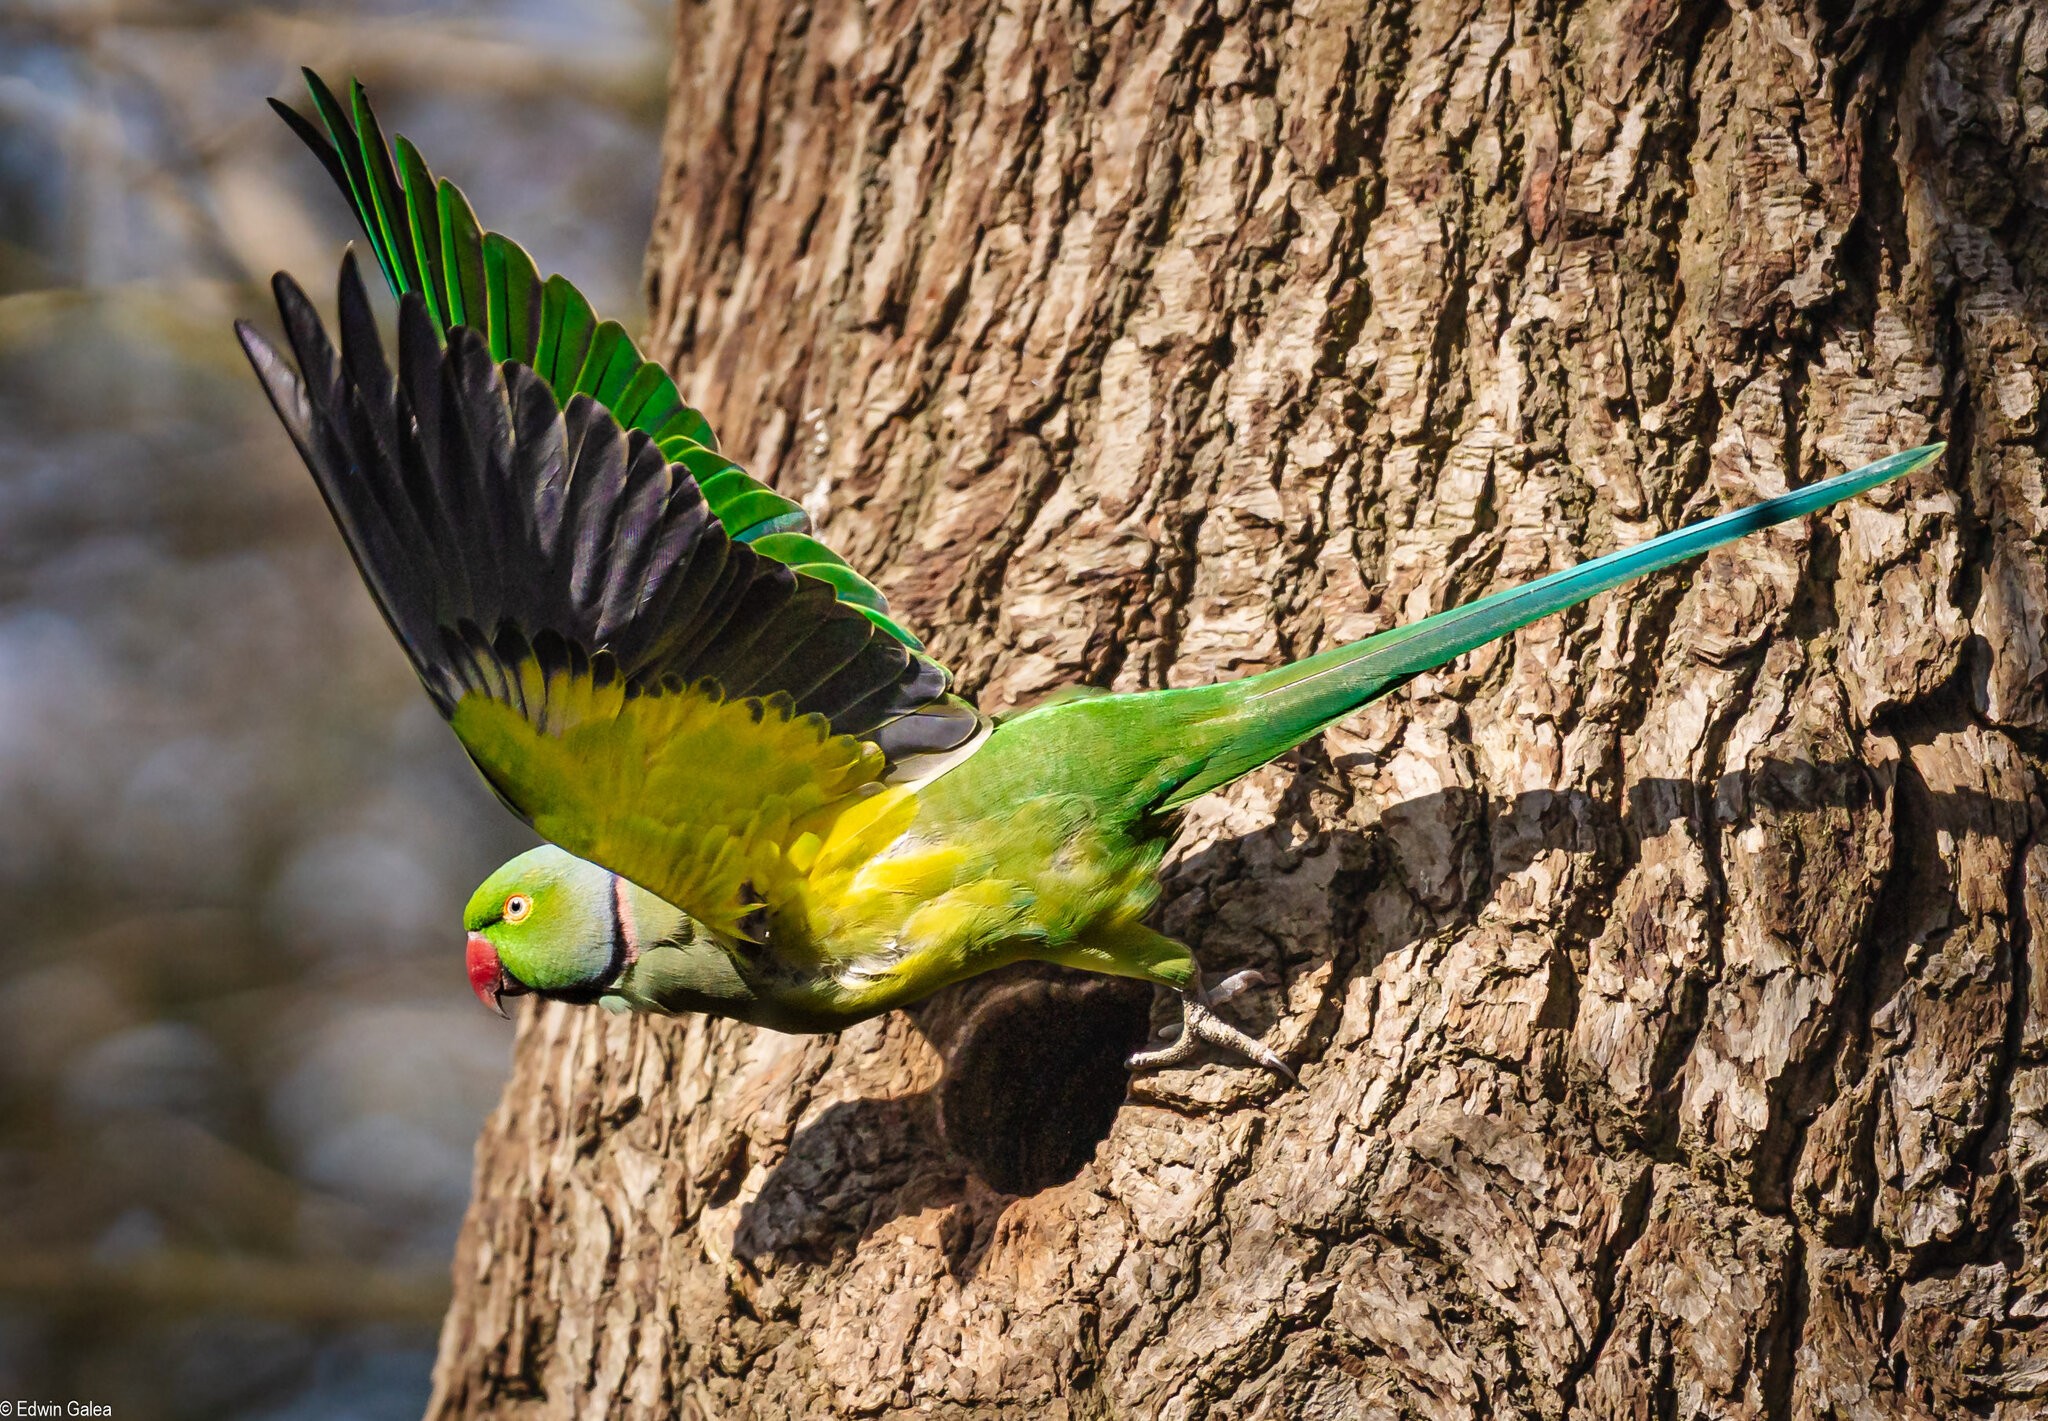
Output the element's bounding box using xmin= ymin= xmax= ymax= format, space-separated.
xmin=1157 ymin=443 xmax=1943 ymax=809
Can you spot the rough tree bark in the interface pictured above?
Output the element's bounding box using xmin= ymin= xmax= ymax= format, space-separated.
xmin=428 ymin=0 xmax=2048 ymax=1415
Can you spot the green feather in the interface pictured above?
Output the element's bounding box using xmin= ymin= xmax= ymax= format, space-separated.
xmin=1173 ymin=443 xmax=1948 ymax=808
xmin=284 ymin=67 xmax=691 ymax=446
xmin=537 ymin=276 xmax=596 ymax=396
xmin=300 ymin=71 xmax=396 ymax=293
xmin=483 ymin=233 xmax=541 ymax=364
xmin=392 ymin=137 xmax=448 ymax=330
xmin=857 ymin=605 xmax=928 ymax=651
xmin=577 ymin=322 xmax=640 ymax=404
xmin=654 ymin=406 xmax=718 ymax=454
xmin=437 ymin=180 xmax=487 ymax=334
xmin=788 ymin=563 xmax=893 ymax=615
xmin=349 ymin=80 xmax=419 ymax=296
xmin=748 ymin=532 xmax=851 ymax=568
xmin=718 ymin=491 xmax=811 ymax=541
xmin=277 ymin=69 xmax=945 ymax=670
xmin=615 ymin=363 xmax=681 ymax=430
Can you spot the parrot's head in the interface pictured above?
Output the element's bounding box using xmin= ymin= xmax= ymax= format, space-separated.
xmin=462 ymin=845 xmax=621 ymax=1015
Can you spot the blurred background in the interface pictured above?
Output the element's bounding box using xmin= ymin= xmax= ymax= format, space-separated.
xmin=0 ymin=2 xmax=667 ymax=1415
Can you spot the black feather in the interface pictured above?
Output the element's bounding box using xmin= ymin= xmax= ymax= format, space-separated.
xmin=801 ymin=640 xmax=910 ymax=722
xmin=505 ymin=364 xmax=573 ymax=562
xmin=269 ymin=97 xmax=353 ymax=209
xmin=559 ymin=398 xmax=632 ymax=613
xmin=245 ymin=258 xmax=964 ymax=761
xmin=592 ymin=437 xmax=674 ymax=643
xmin=682 ymin=562 xmax=800 ymax=690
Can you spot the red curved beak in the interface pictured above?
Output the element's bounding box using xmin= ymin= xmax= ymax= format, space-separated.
xmin=467 ymin=932 xmax=515 ymax=1017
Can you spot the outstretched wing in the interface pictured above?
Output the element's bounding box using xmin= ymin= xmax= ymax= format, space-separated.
xmin=271 ymin=68 xmax=928 ymax=654
xmin=239 ymin=255 xmax=981 ymax=938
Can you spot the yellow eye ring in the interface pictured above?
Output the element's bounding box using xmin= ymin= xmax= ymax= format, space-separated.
xmin=503 ymin=893 xmax=532 ymax=923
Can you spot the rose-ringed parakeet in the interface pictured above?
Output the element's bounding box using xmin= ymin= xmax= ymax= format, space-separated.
xmin=238 ymin=71 xmax=1942 ymax=1082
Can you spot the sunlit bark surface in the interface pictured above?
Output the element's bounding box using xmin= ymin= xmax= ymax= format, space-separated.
xmin=431 ymin=1 xmax=2048 ymax=1415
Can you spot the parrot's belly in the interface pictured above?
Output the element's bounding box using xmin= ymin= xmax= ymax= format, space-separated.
xmin=758 ymin=790 xmax=1175 ymax=1023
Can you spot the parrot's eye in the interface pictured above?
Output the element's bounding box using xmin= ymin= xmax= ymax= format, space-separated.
xmin=503 ymin=893 xmax=533 ymax=923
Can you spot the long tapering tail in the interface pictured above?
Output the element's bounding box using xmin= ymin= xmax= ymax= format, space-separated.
xmin=1156 ymin=443 xmax=1943 ymax=809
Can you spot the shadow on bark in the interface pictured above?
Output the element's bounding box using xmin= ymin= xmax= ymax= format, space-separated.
xmin=731 ymin=756 xmax=2027 ymax=1277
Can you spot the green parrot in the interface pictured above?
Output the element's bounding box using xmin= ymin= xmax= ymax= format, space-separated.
xmin=239 ymin=71 xmax=1942 ymax=1081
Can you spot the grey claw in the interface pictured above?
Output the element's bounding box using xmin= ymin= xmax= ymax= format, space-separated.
xmin=1205 ymin=968 xmax=1267 ymax=1006
xmin=1124 ymin=988 xmax=1296 ymax=1084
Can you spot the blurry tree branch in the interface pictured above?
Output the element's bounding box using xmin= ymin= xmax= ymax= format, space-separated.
xmin=1 ymin=2 xmax=668 ymax=302
xmin=0 ymin=1252 xmax=449 ymax=1326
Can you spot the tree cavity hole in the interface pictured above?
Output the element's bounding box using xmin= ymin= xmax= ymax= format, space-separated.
xmin=936 ymin=976 xmax=1152 ymax=1194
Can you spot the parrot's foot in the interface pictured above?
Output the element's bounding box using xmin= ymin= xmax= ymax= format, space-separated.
xmin=1146 ymin=968 xmax=1264 ymax=1038
xmin=1126 ymin=974 xmax=1296 ymax=1084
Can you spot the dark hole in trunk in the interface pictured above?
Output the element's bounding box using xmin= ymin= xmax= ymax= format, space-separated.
xmin=936 ymin=976 xmax=1153 ymax=1194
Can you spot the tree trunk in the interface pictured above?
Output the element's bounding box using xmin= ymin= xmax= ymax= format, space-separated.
xmin=427 ymin=0 xmax=2048 ymax=1415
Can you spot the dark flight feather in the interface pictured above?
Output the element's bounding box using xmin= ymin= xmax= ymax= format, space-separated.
xmin=275 ymin=68 xmax=927 ymax=653
xmin=236 ymin=256 xmax=977 ymax=759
